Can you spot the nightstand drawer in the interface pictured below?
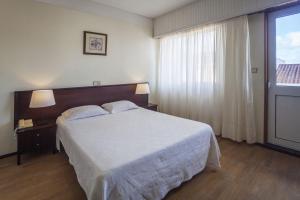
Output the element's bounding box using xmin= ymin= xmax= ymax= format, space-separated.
xmin=16 ymin=121 xmax=57 ymax=165
xmin=18 ymin=127 xmax=56 ymax=153
xmin=18 ymin=131 xmax=35 ymax=152
xmin=33 ymin=127 xmax=56 ymax=152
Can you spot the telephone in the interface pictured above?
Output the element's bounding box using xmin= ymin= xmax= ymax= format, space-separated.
xmin=18 ymin=119 xmax=33 ymax=128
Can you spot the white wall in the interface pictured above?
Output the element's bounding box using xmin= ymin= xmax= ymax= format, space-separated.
xmin=248 ymin=13 xmax=265 ymax=143
xmin=0 ymin=0 xmax=157 ymax=156
xmin=35 ymin=0 xmax=152 ymax=28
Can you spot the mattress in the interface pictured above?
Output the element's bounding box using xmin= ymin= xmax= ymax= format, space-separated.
xmin=56 ymin=108 xmax=220 ymax=200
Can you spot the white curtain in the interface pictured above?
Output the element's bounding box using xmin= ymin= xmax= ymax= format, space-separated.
xmin=158 ymin=16 xmax=257 ymax=143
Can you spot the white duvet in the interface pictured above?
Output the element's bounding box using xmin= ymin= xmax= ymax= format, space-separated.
xmin=56 ymin=108 xmax=220 ymax=200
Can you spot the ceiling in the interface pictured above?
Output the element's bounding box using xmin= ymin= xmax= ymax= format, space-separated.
xmin=90 ymin=0 xmax=197 ymax=18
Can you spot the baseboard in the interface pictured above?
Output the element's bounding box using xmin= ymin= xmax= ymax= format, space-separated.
xmin=260 ymin=143 xmax=300 ymax=157
xmin=0 ymin=152 xmax=17 ymax=159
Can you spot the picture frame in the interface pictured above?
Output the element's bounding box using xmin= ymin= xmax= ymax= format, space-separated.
xmin=83 ymin=31 xmax=107 ymax=56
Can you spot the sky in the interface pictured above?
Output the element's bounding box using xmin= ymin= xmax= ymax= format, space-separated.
xmin=276 ymin=12 xmax=300 ymax=64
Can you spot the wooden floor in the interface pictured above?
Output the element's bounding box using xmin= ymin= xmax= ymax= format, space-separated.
xmin=0 ymin=139 xmax=299 ymax=200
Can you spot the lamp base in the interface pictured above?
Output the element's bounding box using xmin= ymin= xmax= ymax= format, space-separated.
xmin=34 ymin=119 xmax=53 ymax=126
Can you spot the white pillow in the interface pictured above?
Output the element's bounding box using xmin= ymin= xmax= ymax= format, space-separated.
xmin=62 ymin=105 xmax=109 ymax=121
xmin=101 ymin=100 xmax=139 ymax=114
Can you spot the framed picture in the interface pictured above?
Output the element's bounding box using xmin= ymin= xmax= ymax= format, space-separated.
xmin=83 ymin=31 xmax=107 ymax=55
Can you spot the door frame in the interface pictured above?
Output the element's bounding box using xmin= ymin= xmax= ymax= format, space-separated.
xmin=264 ymin=2 xmax=300 ymax=155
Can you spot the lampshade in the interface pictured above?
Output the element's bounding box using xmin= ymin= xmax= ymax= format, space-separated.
xmin=29 ymin=90 xmax=56 ymax=108
xmin=135 ymin=83 xmax=150 ymax=94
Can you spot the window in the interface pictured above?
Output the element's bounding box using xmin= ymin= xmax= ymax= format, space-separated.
xmin=276 ymin=12 xmax=300 ymax=86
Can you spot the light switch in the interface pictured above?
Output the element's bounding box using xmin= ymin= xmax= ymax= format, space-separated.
xmin=251 ymin=68 xmax=258 ymax=73
xmin=93 ymin=81 xmax=101 ymax=86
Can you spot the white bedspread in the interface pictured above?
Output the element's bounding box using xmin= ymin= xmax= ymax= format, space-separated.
xmin=56 ymin=108 xmax=220 ymax=200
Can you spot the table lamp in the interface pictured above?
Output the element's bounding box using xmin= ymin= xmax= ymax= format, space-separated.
xmin=135 ymin=83 xmax=150 ymax=94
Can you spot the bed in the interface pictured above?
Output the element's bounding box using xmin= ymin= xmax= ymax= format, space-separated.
xmin=14 ymin=83 xmax=220 ymax=200
xmin=56 ymin=107 xmax=220 ymax=200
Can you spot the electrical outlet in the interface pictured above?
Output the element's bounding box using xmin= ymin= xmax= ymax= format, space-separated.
xmin=93 ymin=81 xmax=101 ymax=86
xmin=251 ymin=68 xmax=258 ymax=73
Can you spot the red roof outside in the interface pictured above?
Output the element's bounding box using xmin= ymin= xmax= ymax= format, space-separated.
xmin=277 ymin=64 xmax=300 ymax=84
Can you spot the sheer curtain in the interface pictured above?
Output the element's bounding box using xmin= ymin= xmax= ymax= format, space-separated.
xmin=158 ymin=16 xmax=257 ymax=143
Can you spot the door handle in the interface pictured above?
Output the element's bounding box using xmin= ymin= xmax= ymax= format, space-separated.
xmin=268 ymin=82 xmax=272 ymax=89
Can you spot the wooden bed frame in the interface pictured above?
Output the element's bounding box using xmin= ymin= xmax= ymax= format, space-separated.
xmin=14 ymin=83 xmax=148 ymax=128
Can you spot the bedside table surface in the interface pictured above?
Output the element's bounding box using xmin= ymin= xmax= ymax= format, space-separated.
xmin=142 ymin=103 xmax=158 ymax=111
xmin=16 ymin=120 xmax=56 ymax=134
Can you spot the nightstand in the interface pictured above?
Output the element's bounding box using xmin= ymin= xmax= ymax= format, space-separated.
xmin=142 ymin=103 xmax=158 ymax=111
xmin=16 ymin=121 xmax=57 ymax=165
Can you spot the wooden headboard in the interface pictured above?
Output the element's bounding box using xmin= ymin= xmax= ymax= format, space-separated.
xmin=14 ymin=83 xmax=148 ymax=127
